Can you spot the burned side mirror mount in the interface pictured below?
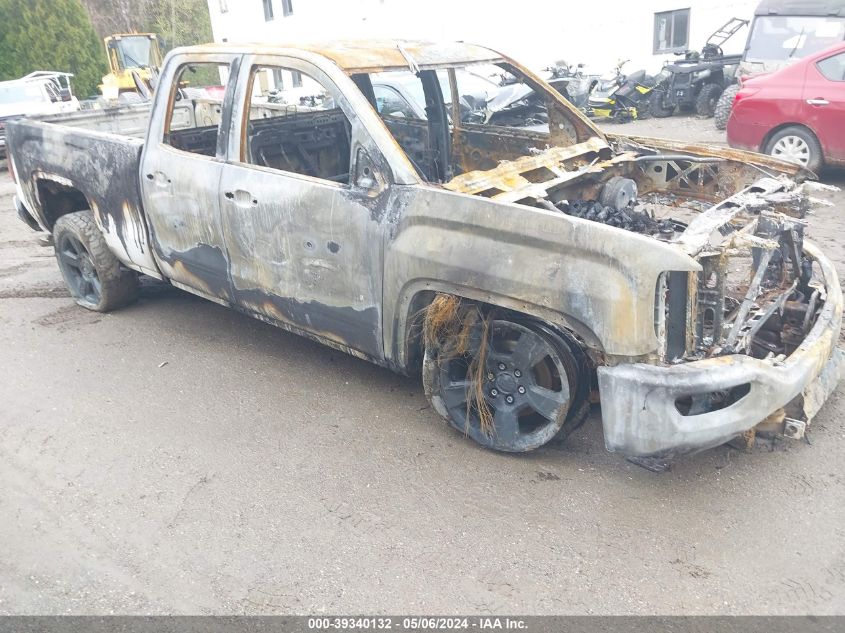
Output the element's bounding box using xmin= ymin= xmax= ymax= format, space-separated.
xmin=353 ymin=146 xmax=387 ymax=196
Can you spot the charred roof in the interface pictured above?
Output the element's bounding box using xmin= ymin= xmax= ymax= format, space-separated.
xmin=179 ymin=40 xmax=505 ymax=73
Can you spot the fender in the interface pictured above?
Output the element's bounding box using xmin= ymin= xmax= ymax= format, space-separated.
xmin=382 ymin=186 xmax=700 ymax=371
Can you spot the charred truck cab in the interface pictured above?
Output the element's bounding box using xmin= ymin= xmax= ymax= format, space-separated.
xmin=6 ymin=41 xmax=843 ymax=460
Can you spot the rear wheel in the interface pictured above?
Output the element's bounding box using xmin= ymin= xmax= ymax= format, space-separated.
xmin=424 ymin=317 xmax=588 ymax=452
xmin=763 ymin=126 xmax=823 ymax=173
xmin=649 ymin=88 xmax=675 ymax=118
xmin=695 ymin=83 xmax=723 ymax=117
xmin=53 ymin=210 xmax=139 ymax=312
xmin=713 ymin=84 xmax=739 ymax=130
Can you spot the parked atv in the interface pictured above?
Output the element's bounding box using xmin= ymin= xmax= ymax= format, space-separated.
xmin=650 ymin=17 xmax=747 ymax=118
xmin=587 ymin=60 xmax=657 ymax=122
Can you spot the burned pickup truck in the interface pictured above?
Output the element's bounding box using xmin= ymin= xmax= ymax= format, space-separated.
xmin=6 ymin=41 xmax=843 ymax=458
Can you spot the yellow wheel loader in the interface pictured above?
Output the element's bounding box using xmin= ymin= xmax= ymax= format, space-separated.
xmin=100 ymin=33 xmax=162 ymax=100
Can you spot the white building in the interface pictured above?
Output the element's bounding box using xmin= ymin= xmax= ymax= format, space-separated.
xmin=207 ymin=0 xmax=759 ymax=74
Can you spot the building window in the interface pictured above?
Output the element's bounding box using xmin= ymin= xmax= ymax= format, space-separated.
xmin=219 ymin=0 xmax=228 ymax=12
xmin=281 ymin=0 xmax=293 ymax=16
xmin=263 ymin=0 xmax=274 ymax=21
xmin=654 ymin=8 xmax=690 ymax=54
xmin=272 ymin=68 xmax=285 ymax=89
xmin=291 ymin=70 xmax=302 ymax=87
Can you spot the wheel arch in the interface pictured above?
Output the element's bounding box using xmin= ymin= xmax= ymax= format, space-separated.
xmin=392 ymin=282 xmax=605 ymax=375
xmin=33 ymin=173 xmax=93 ymax=232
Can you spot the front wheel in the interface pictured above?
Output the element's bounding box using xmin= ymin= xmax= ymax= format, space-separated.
xmin=649 ymin=88 xmax=675 ymax=118
xmin=424 ymin=317 xmax=588 ymax=452
xmin=695 ymin=83 xmax=723 ymax=117
xmin=53 ymin=210 xmax=139 ymax=312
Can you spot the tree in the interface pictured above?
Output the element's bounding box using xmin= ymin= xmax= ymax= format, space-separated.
xmin=79 ymin=0 xmax=141 ymax=39
xmin=0 ymin=0 xmax=106 ymax=97
xmin=81 ymin=0 xmax=213 ymax=55
xmin=143 ymin=0 xmax=212 ymax=52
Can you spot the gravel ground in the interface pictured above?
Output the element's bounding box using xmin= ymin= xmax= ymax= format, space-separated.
xmin=0 ymin=117 xmax=844 ymax=615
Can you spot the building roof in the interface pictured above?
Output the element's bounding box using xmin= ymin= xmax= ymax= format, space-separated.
xmin=185 ymin=40 xmax=505 ymax=73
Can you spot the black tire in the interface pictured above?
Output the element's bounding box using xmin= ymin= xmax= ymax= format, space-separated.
xmin=53 ymin=210 xmax=139 ymax=312
xmin=695 ymin=84 xmax=723 ymax=117
xmin=713 ymin=84 xmax=739 ymax=130
xmin=763 ymin=125 xmax=824 ymax=174
xmin=423 ymin=316 xmax=589 ymax=453
xmin=649 ymin=88 xmax=674 ymax=118
xmin=636 ymin=99 xmax=652 ymax=120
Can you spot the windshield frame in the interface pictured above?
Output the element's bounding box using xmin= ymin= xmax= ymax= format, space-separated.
xmin=112 ymin=35 xmax=157 ymax=70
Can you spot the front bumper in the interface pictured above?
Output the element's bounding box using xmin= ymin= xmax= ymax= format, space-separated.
xmin=598 ymin=241 xmax=844 ymax=457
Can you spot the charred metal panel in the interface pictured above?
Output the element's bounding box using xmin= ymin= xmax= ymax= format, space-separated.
xmin=5 ymin=119 xmax=160 ymax=277
xmin=451 ymin=123 xmax=553 ymax=175
xmin=666 ymin=271 xmax=690 ymax=362
xmin=444 ymin=138 xmax=611 ymax=204
xmin=217 ymin=162 xmax=385 ymax=359
xmin=139 ymin=51 xmax=241 ymax=300
xmin=214 ymin=51 xmax=396 ymax=359
xmin=384 ymin=185 xmax=700 ymax=366
xmin=141 ymin=146 xmax=231 ymax=298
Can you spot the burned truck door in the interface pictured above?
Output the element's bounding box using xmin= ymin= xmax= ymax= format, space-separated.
xmin=217 ymin=56 xmax=386 ymax=359
xmin=141 ymin=53 xmax=239 ymax=302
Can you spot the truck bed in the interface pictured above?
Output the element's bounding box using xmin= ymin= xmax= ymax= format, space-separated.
xmin=7 ymin=106 xmax=157 ymax=276
xmin=7 ymin=99 xmax=218 ymax=278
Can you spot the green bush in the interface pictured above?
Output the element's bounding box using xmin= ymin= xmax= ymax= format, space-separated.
xmin=0 ymin=0 xmax=106 ymax=98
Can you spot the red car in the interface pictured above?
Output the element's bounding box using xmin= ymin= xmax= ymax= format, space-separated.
xmin=727 ymin=42 xmax=845 ymax=172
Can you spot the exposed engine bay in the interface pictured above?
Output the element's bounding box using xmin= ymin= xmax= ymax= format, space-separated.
xmin=444 ymin=136 xmax=832 ymax=371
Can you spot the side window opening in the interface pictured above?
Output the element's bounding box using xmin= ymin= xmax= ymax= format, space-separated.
xmin=360 ymin=63 xmax=582 ymax=183
xmin=373 ymin=84 xmax=416 ymax=119
xmin=818 ymin=52 xmax=845 ymax=82
xmin=242 ymin=65 xmax=352 ymax=184
xmin=362 ymin=70 xmax=447 ymax=182
xmin=164 ymin=62 xmax=230 ymax=157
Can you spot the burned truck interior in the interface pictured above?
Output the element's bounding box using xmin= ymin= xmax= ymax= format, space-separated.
xmin=352 ymin=63 xmax=589 ymax=182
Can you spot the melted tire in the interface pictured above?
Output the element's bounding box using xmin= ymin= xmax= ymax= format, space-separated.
xmin=53 ymin=210 xmax=139 ymax=312
xmin=423 ymin=316 xmax=590 ymax=452
xmin=540 ymin=324 xmax=593 ymax=443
